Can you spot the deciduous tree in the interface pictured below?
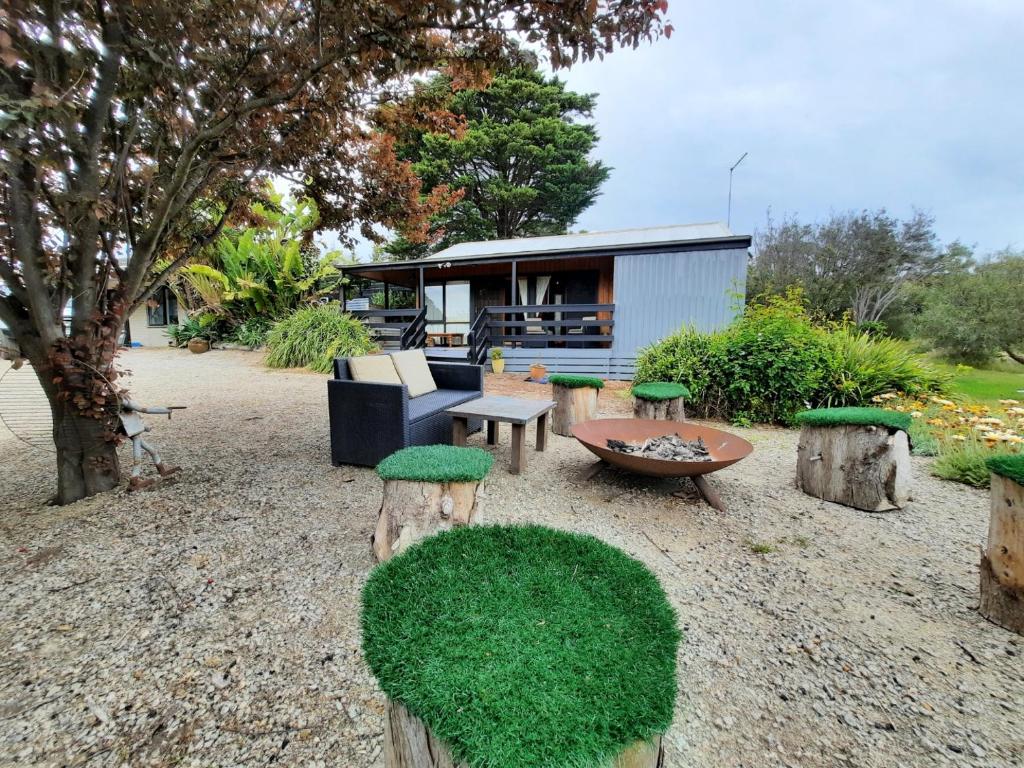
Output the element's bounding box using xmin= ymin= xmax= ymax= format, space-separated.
xmin=0 ymin=0 xmax=670 ymax=503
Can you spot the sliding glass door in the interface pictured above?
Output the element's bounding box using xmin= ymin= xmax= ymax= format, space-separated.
xmin=425 ymin=280 xmax=470 ymax=340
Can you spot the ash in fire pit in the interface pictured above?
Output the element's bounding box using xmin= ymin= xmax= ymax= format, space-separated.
xmin=607 ymin=434 xmax=712 ymax=462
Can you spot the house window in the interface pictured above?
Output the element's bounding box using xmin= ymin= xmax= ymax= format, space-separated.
xmin=147 ymin=287 xmax=179 ymax=327
xmin=425 ymin=280 xmax=470 ymax=338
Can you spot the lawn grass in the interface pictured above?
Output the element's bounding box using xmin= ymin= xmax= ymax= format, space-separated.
xmin=361 ymin=525 xmax=680 ymax=768
xmin=938 ymin=361 xmax=1024 ymax=405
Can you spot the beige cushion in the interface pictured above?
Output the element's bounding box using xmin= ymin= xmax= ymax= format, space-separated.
xmin=348 ymin=354 xmax=402 ymax=386
xmin=391 ymin=349 xmax=438 ymax=398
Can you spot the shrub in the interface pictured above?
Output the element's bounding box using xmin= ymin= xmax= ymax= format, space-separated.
xmin=227 ymin=317 xmax=272 ymax=349
xmin=714 ymin=296 xmax=836 ymax=424
xmin=634 ymin=326 xmax=719 ymax=411
xmin=932 ymin=438 xmax=996 ymax=488
xmin=634 ymin=294 xmax=950 ymax=425
xmin=166 ymin=314 xmax=221 ymax=347
xmin=824 ymin=328 xmax=949 ymax=406
xmin=265 ymin=304 xmax=376 ymax=373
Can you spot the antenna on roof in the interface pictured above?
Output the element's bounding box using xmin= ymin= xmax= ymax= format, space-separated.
xmin=727 ymin=152 xmax=748 ymax=228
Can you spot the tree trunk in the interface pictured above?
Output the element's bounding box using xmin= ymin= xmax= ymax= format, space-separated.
xmin=796 ymin=424 xmax=910 ymax=511
xmin=633 ymin=397 xmax=685 ymax=422
xmin=20 ymin=335 xmax=123 ymax=505
xmin=1004 ymin=346 xmax=1024 ymax=366
xmin=551 ymin=384 xmax=598 ymax=437
xmin=372 ymin=479 xmax=482 ymax=562
xmin=979 ymin=473 xmax=1024 ymax=634
xmin=383 ymin=698 xmax=664 ymax=768
xmin=52 ymin=400 xmax=121 ymax=505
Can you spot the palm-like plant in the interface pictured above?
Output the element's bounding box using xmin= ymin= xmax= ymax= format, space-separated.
xmin=182 ymin=193 xmax=341 ymax=321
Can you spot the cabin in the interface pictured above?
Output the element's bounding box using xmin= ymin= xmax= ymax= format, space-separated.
xmin=339 ymin=223 xmax=751 ymax=379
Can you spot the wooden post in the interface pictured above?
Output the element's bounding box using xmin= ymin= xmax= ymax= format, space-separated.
xmin=795 ymin=424 xmax=910 ymax=511
xmin=536 ymin=413 xmax=548 ymax=451
xmin=486 ymin=420 xmax=498 ymax=445
xmin=980 ymin=472 xmax=1024 ymax=634
xmin=634 ymin=396 xmax=685 ymax=422
xmin=372 ymin=478 xmax=482 ymax=562
xmin=383 ymin=698 xmax=664 ymax=768
xmin=551 ymin=384 xmax=599 ymax=436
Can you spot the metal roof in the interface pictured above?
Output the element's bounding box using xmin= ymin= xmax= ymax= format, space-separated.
xmin=343 ymin=222 xmax=748 ymax=271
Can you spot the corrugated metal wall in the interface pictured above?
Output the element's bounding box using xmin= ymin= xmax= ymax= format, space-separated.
xmin=612 ymin=248 xmax=747 ymax=358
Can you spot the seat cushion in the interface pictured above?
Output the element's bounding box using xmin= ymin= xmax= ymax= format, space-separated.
xmin=392 ymin=349 xmax=438 ymax=398
xmin=408 ymin=389 xmax=479 ymax=423
xmin=348 ymin=354 xmax=403 ymax=386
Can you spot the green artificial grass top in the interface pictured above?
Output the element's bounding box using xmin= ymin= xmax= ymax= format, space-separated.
xmin=362 ymin=525 xmax=681 ymax=768
xmin=548 ymin=373 xmax=605 ymax=389
xmin=376 ymin=445 xmax=493 ymax=483
xmin=794 ymin=407 xmax=912 ymax=432
xmin=631 ymin=382 xmax=691 ymax=401
xmin=987 ymin=454 xmax=1024 ymax=486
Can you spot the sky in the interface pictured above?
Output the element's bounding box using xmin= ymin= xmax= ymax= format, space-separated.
xmin=550 ymin=0 xmax=1024 ymax=255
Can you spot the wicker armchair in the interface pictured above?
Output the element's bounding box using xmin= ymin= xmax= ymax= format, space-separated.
xmin=328 ymin=357 xmax=484 ymax=466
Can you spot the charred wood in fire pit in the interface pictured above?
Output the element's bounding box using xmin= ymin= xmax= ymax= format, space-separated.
xmin=607 ymin=434 xmax=712 ymax=462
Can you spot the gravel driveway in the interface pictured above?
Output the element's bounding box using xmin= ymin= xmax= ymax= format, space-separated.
xmin=0 ymin=350 xmax=1020 ymax=767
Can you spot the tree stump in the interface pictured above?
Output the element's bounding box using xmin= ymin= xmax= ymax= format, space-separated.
xmin=383 ymin=699 xmax=664 ymax=767
xmin=372 ymin=446 xmax=493 ymax=562
xmin=631 ymin=382 xmax=688 ymax=422
xmin=372 ymin=478 xmax=482 ymax=562
xmin=633 ymin=397 xmax=685 ymax=422
xmin=550 ymin=376 xmax=602 ymax=437
xmin=980 ymin=471 xmax=1024 ymax=634
xmin=796 ymin=424 xmax=911 ymax=511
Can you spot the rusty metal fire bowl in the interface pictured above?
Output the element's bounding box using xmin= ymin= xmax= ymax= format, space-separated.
xmin=572 ymin=419 xmax=754 ymax=477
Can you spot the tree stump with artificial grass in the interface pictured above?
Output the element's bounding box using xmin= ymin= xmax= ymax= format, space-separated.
xmin=980 ymin=455 xmax=1024 ymax=635
xmin=363 ymin=525 xmax=680 ymax=768
xmin=794 ymin=408 xmax=912 ymax=512
xmin=632 ymin=382 xmax=689 ymax=422
xmin=372 ymin=446 xmax=493 ymax=563
xmin=550 ymin=374 xmax=604 ymax=437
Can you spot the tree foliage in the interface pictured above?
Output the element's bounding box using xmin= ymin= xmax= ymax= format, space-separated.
xmin=0 ymin=0 xmax=670 ymax=503
xmin=379 ymin=61 xmax=610 ymax=258
xmin=749 ymin=210 xmax=967 ymax=328
xmin=915 ymin=251 xmax=1024 ymax=365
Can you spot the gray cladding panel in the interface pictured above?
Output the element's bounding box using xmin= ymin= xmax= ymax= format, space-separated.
xmin=611 ymin=248 xmax=746 ymax=356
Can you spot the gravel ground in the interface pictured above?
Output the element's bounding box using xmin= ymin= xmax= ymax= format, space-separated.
xmin=1 ymin=349 xmax=1021 ymax=768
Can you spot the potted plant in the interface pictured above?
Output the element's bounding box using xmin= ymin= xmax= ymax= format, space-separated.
xmin=530 ymin=361 xmax=547 ymax=381
xmin=489 ymin=347 xmax=505 ymax=374
xmin=169 ymin=317 xmax=215 ymax=353
xmin=188 ymin=337 xmax=210 ymax=354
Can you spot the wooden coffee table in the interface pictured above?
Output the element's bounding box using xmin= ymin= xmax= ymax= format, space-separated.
xmin=447 ymin=395 xmax=556 ymax=474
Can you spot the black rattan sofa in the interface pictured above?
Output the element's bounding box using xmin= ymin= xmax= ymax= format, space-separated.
xmin=328 ymin=357 xmax=484 ymax=466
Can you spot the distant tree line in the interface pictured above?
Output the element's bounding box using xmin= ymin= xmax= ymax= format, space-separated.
xmin=748 ymin=210 xmax=1023 ymax=365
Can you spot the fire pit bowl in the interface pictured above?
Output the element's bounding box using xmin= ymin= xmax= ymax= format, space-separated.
xmin=572 ymin=419 xmax=753 ymax=478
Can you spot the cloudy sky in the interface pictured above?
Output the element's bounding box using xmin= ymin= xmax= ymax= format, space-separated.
xmin=550 ymin=0 xmax=1023 ymax=255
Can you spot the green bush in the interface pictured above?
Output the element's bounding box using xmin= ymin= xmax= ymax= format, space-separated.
xmin=932 ymin=440 xmax=995 ymax=488
xmin=633 ymin=326 xmax=718 ymax=409
xmin=824 ymin=328 xmax=950 ymax=406
xmin=265 ymin=304 xmax=376 ymax=373
xmin=227 ymin=316 xmax=272 ymax=349
xmin=634 ymin=294 xmax=949 ymax=425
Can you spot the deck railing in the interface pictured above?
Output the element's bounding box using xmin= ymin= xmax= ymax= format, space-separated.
xmin=348 ymin=308 xmax=426 ymax=351
xmin=468 ymin=303 xmax=614 ymax=366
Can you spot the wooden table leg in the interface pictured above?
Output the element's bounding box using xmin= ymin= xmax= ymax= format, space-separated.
xmin=487 ymin=420 xmax=499 ymax=445
xmin=511 ymin=423 xmax=526 ymax=474
xmin=452 ymin=417 xmax=468 ymax=447
xmin=535 ymin=414 xmax=548 ymax=452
